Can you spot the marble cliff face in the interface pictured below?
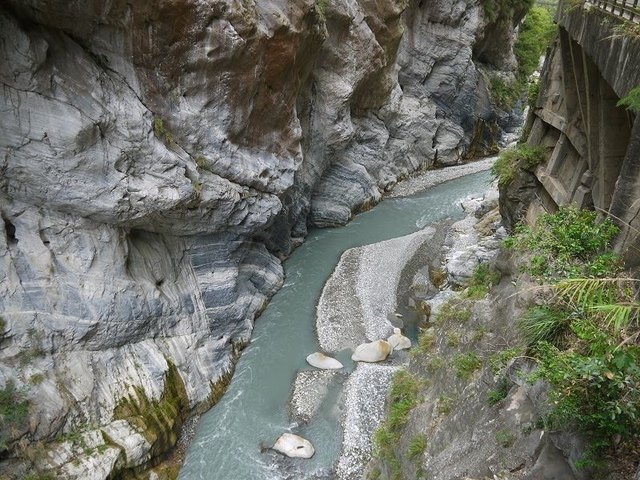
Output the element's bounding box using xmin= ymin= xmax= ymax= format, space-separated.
xmin=0 ymin=0 xmax=522 ymax=476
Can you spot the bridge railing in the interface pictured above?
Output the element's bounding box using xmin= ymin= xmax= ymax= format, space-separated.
xmin=583 ymin=0 xmax=640 ymax=22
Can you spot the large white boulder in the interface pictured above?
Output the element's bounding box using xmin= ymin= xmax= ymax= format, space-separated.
xmin=351 ymin=340 xmax=392 ymax=363
xmin=272 ymin=433 xmax=315 ymax=459
xmin=387 ymin=328 xmax=411 ymax=351
xmin=306 ymin=352 xmax=344 ymax=370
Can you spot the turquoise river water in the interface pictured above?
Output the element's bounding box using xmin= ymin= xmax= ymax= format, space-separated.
xmin=179 ymin=170 xmax=493 ymax=480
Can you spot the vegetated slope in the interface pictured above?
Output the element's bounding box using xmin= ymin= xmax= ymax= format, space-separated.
xmin=371 ymin=205 xmax=638 ymax=480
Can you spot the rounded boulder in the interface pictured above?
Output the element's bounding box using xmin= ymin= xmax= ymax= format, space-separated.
xmin=351 ymin=340 xmax=392 ymax=362
xmin=272 ymin=433 xmax=315 ymax=459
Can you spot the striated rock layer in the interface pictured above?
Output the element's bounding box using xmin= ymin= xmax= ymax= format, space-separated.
xmin=0 ymin=0 xmax=523 ymax=477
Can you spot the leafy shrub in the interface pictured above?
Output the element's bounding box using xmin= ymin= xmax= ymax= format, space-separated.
xmin=533 ymin=328 xmax=640 ymax=447
xmin=315 ymin=0 xmax=327 ymax=21
xmin=484 ymin=5 xmax=555 ymax=109
xmin=489 ymin=75 xmax=522 ymax=110
xmin=554 ymin=278 xmax=639 ymax=333
xmin=514 ymin=7 xmax=555 ymax=80
xmin=506 ymin=205 xmax=620 ymax=279
xmin=511 ymin=209 xmax=639 ymax=461
xmin=491 ymin=144 xmax=545 ymax=186
xmin=489 ymin=346 xmax=524 ymax=374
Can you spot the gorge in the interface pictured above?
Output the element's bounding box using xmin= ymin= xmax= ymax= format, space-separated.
xmin=1 ymin=0 xmax=639 ymax=479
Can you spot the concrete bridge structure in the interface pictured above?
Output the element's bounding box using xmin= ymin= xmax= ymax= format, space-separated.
xmin=522 ymin=0 xmax=640 ymax=263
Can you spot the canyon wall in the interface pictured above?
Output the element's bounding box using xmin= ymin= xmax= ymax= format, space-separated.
xmin=0 ymin=0 xmax=523 ymax=477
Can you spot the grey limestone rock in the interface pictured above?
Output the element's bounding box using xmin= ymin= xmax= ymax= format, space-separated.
xmin=0 ymin=0 xmax=522 ymax=476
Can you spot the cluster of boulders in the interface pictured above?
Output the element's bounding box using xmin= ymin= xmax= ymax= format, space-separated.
xmin=271 ymin=327 xmax=412 ymax=459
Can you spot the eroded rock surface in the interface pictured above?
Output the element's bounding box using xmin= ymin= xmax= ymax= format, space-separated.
xmin=0 ymin=0 xmax=523 ymax=477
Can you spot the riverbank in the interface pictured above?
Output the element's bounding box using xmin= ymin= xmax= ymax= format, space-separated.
xmin=178 ymin=166 xmax=497 ymax=479
xmin=386 ymin=157 xmax=497 ymax=199
xmin=313 ymin=182 xmax=504 ymax=479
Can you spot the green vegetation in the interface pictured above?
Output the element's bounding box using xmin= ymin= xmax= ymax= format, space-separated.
xmin=489 ymin=346 xmax=524 ymax=374
xmin=617 ymin=85 xmax=640 ymax=113
xmin=0 ymin=380 xmax=29 ymax=450
xmin=528 ymin=80 xmax=540 ymax=108
xmin=372 ymin=426 xmax=402 ymax=480
xmin=495 ymin=430 xmax=516 ymax=448
xmin=387 ymin=371 xmax=421 ymax=430
xmin=153 ymin=117 xmax=174 ymax=145
xmin=29 ymin=373 xmax=45 ymax=385
xmin=367 ymin=467 xmax=382 ymax=480
xmin=611 ymin=21 xmax=640 ymax=40
xmin=315 ymin=0 xmax=327 ymax=21
xmin=436 ymin=395 xmax=455 ymax=415
xmin=490 ymin=144 xmax=546 ymax=186
xmin=417 ymin=329 xmax=435 ymax=352
xmin=471 ymin=325 xmax=488 ymax=343
xmin=407 ymin=434 xmax=427 ymax=461
xmin=532 ymin=308 xmax=640 ymax=460
xmin=464 ymin=263 xmax=501 ymax=299
xmin=195 ymin=155 xmax=208 ymax=169
xmin=434 ymin=298 xmax=472 ymax=325
xmin=504 ymin=205 xmax=620 ymax=279
xmin=487 ymin=5 xmax=555 ymax=110
xmin=445 ymin=331 xmax=460 ymax=348
xmin=514 ymin=7 xmax=555 ymax=80
xmin=488 ymin=75 xmax=522 ymax=110
xmin=23 ymin=474 xmax=56 ymax=480
xmin=508 ymin=207 xmax=639 ymax=464
xmin=372 ymin=370 xmax=421 ymax=479
xmin=114 ymin=362 xmax=189 ymax=455
xmin=519 ymin=306 xmax=572 ymax=346
xmin=426 ymin=355 xmax=444 ymax=373
xmin=487 ymin=376 xmax=511 ymax=405
xmin=453 ymin=352 xmax=482 ymax=380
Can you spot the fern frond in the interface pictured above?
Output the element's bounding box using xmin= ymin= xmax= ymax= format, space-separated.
xmin=554 ymin=278 xmax=640 ymax=333
xmin=591 ymin=303 xmax=640 ymax=332
xmin=554 ymin=278 xmax=637 ymax=307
